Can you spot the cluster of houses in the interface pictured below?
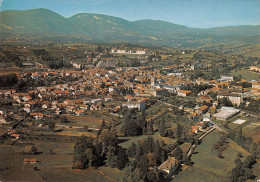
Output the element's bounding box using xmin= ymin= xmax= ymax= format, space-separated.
xmin=0 ymin=58 xmax=259 ymax=139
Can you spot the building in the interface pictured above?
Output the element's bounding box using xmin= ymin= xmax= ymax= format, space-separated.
xmin=97 ymin=60 xmax=117 ymax=67
xmin=150 ymin=78 xmax=156 ymax=90
xmin=122 ymin=100 xmax=146 ymax=111
xmin=252 ymin=82 xmax=260 ymax=90
xmin=217 ymin=92 xmax=242 ymax=106
xmin=213 ymin=107 xmax=240 ymax=121
xmin=196 ymin=105 xmax=209 ymax=115
xmin=158 ymin=157 xmax=180 ymax=175
xmin=23 ymin=158 xmax=37 ymax=164
xmin=219 ymin=75 xmax=234 ymax=82
xmin=177 ymin=90 xmax=192 ymax=97
xmin=111 ymin=49 xmax=146 ymax=55
xmin=250 ymin=66 xmax=260 ymax=72
xmin=75 ymin=110 xmax=85 ymax=116
xmin=192 ymin=126 xmax=199 ymax=133
xmin=135 ymin=50 xmax=146 ymax=55
xmin=22 ymin=62 xmax=35 ymax=67
xmin=116 ymin=49 xmax=127 ymax=54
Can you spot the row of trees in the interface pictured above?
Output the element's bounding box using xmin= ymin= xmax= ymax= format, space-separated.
xmin=48 ymin=61 xmax=72 ymax=69
xmin=241 ymin=99 xmax=260 ymax=113
xmin=0 ymin=73 xmax=18 ymax=87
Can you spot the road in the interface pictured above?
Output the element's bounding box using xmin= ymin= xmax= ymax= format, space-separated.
xmin=187 ymin=127 xmax=215 ymax=158
xmin=158 ymin=100 xmax=180 ymax=109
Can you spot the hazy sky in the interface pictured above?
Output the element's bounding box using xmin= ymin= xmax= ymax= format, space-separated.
xmin=1 ymin=0 xmax=259 ymax=28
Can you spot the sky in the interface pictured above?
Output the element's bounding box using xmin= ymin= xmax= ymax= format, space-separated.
xmin=0 ymin=0 xmax=259 ymax=28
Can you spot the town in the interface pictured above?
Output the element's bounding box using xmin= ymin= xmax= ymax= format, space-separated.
xmin=0 ymin=43 xmax=259 ymax=182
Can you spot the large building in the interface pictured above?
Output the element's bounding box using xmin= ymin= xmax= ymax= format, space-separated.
xmin=111 ymin=49 xmax=146 ymax=55
xmin=213 ymin=107 xmax=240 ymax=121
xmin=217 ymin=92 xmax=242 ymax=106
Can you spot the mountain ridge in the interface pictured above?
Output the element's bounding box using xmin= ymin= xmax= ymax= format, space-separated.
xmin=0 ymin=8 xmax=259 ymax=46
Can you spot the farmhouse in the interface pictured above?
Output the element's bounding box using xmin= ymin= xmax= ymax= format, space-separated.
xmin=158 ymin=157 xmax=180 ymax=175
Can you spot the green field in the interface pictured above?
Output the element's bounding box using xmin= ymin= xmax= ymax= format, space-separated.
xmin=174 ymin=131 xmax=251 ymax=182
xmin=230 ymin=69 xmax=260 ymax=81
xmin=227 ymin=114 xmax=260 ymax=143
xmin=119 ymin=132 xmax=177 ymax=148
xmin=0 ymin=140 xmax=122 ymax=182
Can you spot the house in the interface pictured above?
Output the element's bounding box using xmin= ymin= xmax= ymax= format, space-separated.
xmin=23 ymin=158 xmax=37 ymax=164
xmin=158 ymin=157 xmax=180 ymax=175
xmin=196 ymin=95 xmax=212 ymax=103
xmin=177 ymin=90 xmax=191 ymax=97
xmin=209 ymin=106 xmax=216 ymax=114
xmin=196 ymin=105 xmax=209 ymax=115
xmin=135 ymin=50 xmax=146 ymax=55
xmin=192 ymin=126 xmax=199 ymax=134
xmin=75 ymin=110 xmax=85 ymax=116
xmin=252 ymin=82 xmax=260 ymax=90
xmin=91 ymin=98 xmax=103 ymax=104
xmin=23 ymin=107 xmax=31 ymax=113
xmin=11 ymin=133 xmax=21 ymax=139
xmin=0 ymin=115 xmax=7 ymax=123
xmin=22 ymin=96 xmax=32 ymax=102
xmin=30 ymin=113 xmax=44 ymax=120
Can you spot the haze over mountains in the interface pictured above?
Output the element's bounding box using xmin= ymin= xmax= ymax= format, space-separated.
xmin=0 ymin=8 xmax=259 ymax=46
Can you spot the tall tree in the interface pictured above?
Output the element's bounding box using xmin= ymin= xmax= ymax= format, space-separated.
xmin=106 ymin=145 xmax=117 ymax=168
xmin=122 ymin=120 xmax=140 ymax=136
xmin=175 ymin=123 xmax=182 ymax=141
xmin=30 ymin=146 xmax=38 ymax=155
xmin=48 ymin=121 xmax=56 ymax=132
xmin=144 ymin=136 xmax=154 ymax=154
xmin=137 ymin=155 xmax=149 ymax=178
xmin=120 ymin=162 xmax=135 ymax=182
xmin=159 ymin=118 xmax=166 ymax=137
xmin=116 ymin=148 xmax=129 ymax=170
xmin=148 ymin=120 xmax=154 ymax=134
xmin=135 ymin=143 xmax=143 ymax=161
xmin=127 ymin=142 xmax=136 ymax=158
xmin=172 ymin=146 xmax=182 ymax=161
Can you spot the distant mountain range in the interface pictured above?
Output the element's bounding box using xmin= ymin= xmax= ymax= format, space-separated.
xmin=0 ymin=8 xmax=259 ymax=46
